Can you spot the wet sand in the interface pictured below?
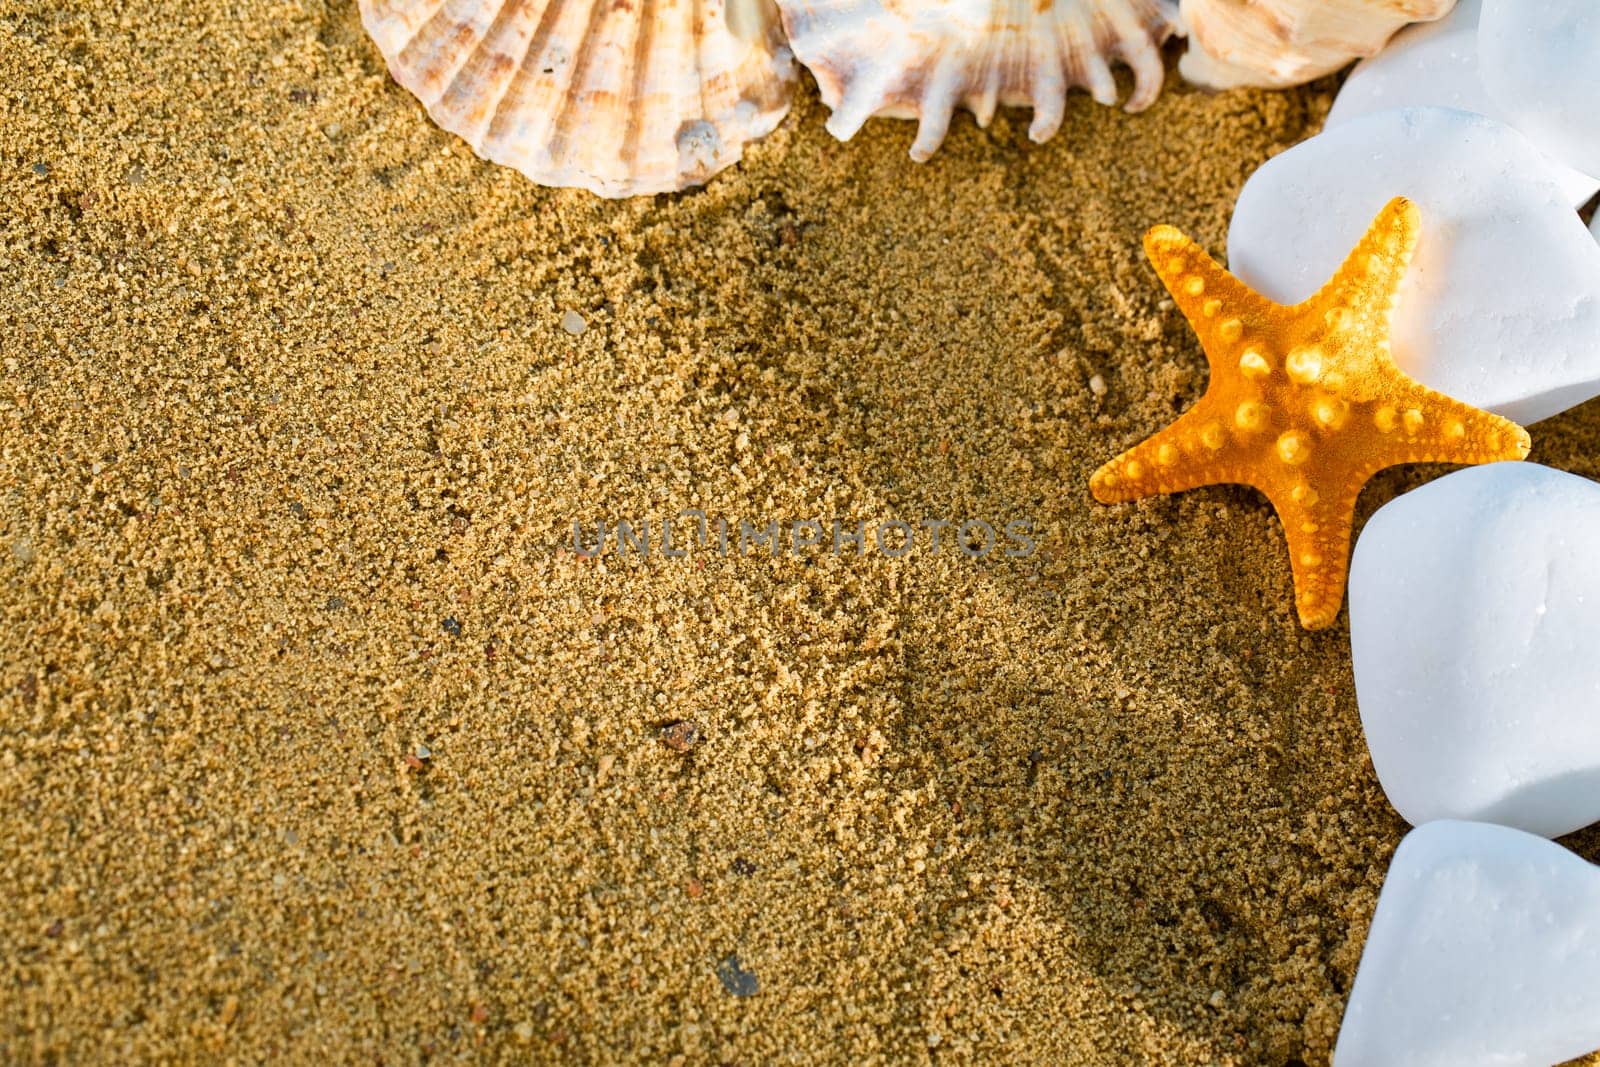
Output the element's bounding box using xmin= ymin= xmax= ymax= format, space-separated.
xmin=5 ymin=2 xmax=1600 ymax=1063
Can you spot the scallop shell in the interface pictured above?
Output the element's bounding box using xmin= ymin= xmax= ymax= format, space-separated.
xmin=773 ymin=0 xmax=1184 ymax=161
xmin=1178 ymin=0 xmax=1456 ymax=89
xmin=359 ymin=0 xmax=798 ymax=197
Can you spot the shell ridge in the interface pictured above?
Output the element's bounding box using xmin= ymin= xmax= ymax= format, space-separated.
xmin=548 ymin=0 xmax=626 ymax=181
xmin=985 ymin=0 xmax=1013 ymax=120
xmin=364 ymin=0 xmax=795 ymax=196
xmin=684 ymin=0 xmax=720 ymax=179
xmin=909 ymin=49 xmax=967 ymax=161
xmin=776 ymin=0 xmax=1183 ymax=158
xmin=477 ymin=0 xmax=581 ymax=166
xmin=824 ymin=40 xmax=903 ymax=139
xmin=366 ymin=0 xmax=452 ymax=58
xmin=617 ymin=0 xmax=662 ymax=183
xmin=1080 ymin=22 xmax=1118 ymax=106
xmin=693 ymin=0 xmax=719 ymax=128
xmin=435 ymin=0 xmax=547 ymax=139
xmin=394 ymin=0 xmax=496 ymax=105
xmin=1026 ymin=33 xmax=1066 ymax=141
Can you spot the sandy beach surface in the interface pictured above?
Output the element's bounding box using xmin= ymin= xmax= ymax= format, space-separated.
xmin=6 ymin=2 xmax=1600 ymax=1063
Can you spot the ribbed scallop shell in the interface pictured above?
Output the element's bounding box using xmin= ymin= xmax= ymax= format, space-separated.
xmin=1179 ymin=0 xmax=1455 ymax=89
xmin=359 ymin=0 xmax=798 ymax=197
xmin=774 ymin=0 xmax=1183 ymax=162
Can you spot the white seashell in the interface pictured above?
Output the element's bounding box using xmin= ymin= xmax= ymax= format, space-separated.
xmin=359 ymin=0 xmax=798 ymax=198
xmin=773 ymin=0 xmax=1183 ymax=162
xmin=1179 ymin=0 xmax=1455 ymax=90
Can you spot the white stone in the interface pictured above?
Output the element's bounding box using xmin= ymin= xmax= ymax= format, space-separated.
xmin=1228 ymin=106 xmax=1600 ymax=425
xmin=1336 ymin=820 xmax=1600 ymax=1067
xmin=1349 ymin=462 xmax=1600 ymax=838
xmin=1328 ymin=0 xmax=1599 ymax=207
xmin=1480 ymin=0 xmax=1600 ymax=182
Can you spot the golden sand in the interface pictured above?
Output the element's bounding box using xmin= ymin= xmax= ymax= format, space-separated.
xmin=5 ymin=4 xmax=1600 ymax=1064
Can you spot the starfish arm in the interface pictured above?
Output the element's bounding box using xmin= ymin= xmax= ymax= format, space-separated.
xmin=1367 ymin=380 xmax=1532 ymax=470
xmin=1089 ymin=400 xmax=1243 ymax=503
xmin=1265 ymin=480 xmax=1363 ymax=631
xmin=1306 ymin=196 xmax=1419 ymax=347
xmin=1144 ymin=225 xmax=1279 ymax=368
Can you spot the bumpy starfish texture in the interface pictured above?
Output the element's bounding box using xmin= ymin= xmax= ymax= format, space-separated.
xmin=1091 ymin=197 xmax=1532 ymax=630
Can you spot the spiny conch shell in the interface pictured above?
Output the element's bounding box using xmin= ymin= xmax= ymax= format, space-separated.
xmin=358 ymin=0 xmax=798 ymax=198
xmin=773 ymin=1 xmax=1184 ymax=162
xmin=1178 ymin=0 xmax=1456 ymax=89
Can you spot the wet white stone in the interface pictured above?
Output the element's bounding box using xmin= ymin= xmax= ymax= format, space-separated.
xmin=1336 ymin=820 xmax=1600 ymax=1067
xmin=1229 ymin=106 xmax=1600 ymax=425
xmin=1350 ymin=462 xmax=1600 ymax=838
xmin=1480 ymin=0 xmax=1600 ymax=182
xmin=1328 ymin=0 xmax=1599 ymax=206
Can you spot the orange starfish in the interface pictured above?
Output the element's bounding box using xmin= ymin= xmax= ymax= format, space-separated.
xmin=1090 ymin=197 xmax=1531 ymax=630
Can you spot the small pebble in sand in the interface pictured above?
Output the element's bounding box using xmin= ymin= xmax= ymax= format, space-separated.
xmin=560 ymin=310 xmax=587 ymax=336
xmin=441 ymin=617 xmax=462 ymax=637
xmin=1088 ymin=374 xmax=1108 ymax=398
xmin=715 ymin=954 xmax=758 ymax=997
xmin=660 ymin=720 xmax=701 ymax=753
